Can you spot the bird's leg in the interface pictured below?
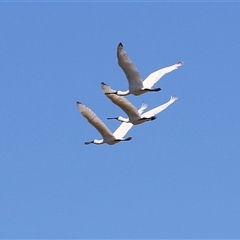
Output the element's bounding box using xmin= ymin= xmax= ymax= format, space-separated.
xmin=149 ymin=116 xmax=157 ymax=121
xmin=142 ymin=116 xmax=157 ymax=121
xmin=114 ymin=137 xmax=132 ymax=143
xmin=148 ymin=87 xmax=161 ymax=92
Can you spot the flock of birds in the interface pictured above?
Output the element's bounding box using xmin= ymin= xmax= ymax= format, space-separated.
xmin=77 ymin=43 xmax=183 ymax=145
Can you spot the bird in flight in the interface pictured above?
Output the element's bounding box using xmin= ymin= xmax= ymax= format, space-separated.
xmin=106 ymin=42 xmax=183 ymax=96
xmin=77 ymin=102 xmax=133 ymax=145
xmin=102 ymin=82 xmax=178 ymax=125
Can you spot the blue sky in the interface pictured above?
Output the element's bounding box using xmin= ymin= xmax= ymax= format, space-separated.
xmin=1 ymin=2 xmax=240 ymax=239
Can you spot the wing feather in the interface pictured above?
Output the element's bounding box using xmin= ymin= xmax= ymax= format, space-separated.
xmin=138 ymin=102 xmax=148 ymax=115
xmin=102 ymin=83 xmax=140 ymax=118
xmin=113 ymin=122 xmax=133 ymax=139
xmin=143 ymin=61 xmax=183 ymax=89
xmin=142 ymin=96 xmax=178 ymax=118
xmin=117 ymin=43 xmax=143 ymax=90
xmin=77 ymin=102 xmax=113 ymax=138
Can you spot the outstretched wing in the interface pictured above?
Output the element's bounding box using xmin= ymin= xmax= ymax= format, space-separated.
xmin=142 ymin=96 xmax=178 ymax=118
xmin=77 ymin=102 xmax=113 ymax=138
xmin=113 ymin=122 xmax=133 ymax=139
xmin=117 ymin=43 xmax=143 ymax=90
xmin=101 ymin=82 xmax=140 ymax=118
xmin=138 ymin=102 xmax=148 ymax=115
xmin=143 ymin=61 xmax=183 ymax=89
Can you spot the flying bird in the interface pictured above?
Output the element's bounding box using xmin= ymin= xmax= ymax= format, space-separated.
xmin=102 ymin=82 xmax=178 ymax=125
xmin=107 ymin=42 xmax=183 ymax=96
xmin=77 ymin=102 xmax=133 ymax=145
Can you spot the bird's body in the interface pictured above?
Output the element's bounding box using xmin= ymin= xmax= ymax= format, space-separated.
xmin=102 ymin=82 xmax=178 ymax=125
xmin=113 ymin=42 xmax=183 ymax=96
xmin=77 ymin=102 xmax=132 ymax=145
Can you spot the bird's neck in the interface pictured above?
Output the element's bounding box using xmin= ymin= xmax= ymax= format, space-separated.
xmin=117 ymin=90 xmax=130 ymax=96
xmin=118 ymin=116 xmax=129 ymax=123
xmin=93 ymin=139 xmax=104 ymax=144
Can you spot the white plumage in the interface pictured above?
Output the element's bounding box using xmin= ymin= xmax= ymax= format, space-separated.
xmin=101 ymin=82 xmax=178 ymax=125
xmin=77 ymin=102 xmax=132 ymax=145
xmin=77 ymin=42 xmax=182 ymax=145
xmin=112 ymin=42 xmax=183 ymax=96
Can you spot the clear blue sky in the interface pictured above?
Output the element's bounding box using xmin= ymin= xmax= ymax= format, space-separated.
xmin=1 ymin=2 xmax=240 ymax=239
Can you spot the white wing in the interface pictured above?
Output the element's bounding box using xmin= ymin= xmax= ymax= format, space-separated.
xmin=117 ymin=43 xmax=144 ymax=90
xmin=138 ymin=102 xmax=148 ymax=115
xmin=101 ymin=82 xmax=140 ymax=118
xmin=143 ymin=61 xmax=184 ymax=89
xmin=113 ymin=100 xmax=150 ymax=139
xmin=142 ymin=96 xmax=178 ymax=118
xmin=113 ymin=122 xmax=133 ymax=139
xmin=77 ymin=102 xmax=113 ymax=138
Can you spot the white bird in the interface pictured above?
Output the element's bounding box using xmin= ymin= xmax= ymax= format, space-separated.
xmin=107 ymin=42 xmax=183 ymax=96
xmin=102 ymin=82 xmax=178 ymax=125
xmin=77 ymin=102 xmax=133 ymax=145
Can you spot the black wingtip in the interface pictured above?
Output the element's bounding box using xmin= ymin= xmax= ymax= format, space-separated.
xmin=118 ymin=42 xmax=123 ymax=47
xmin=77 ymin=101 xmax=81 ymax=104
xmin=101 ymin=82 xmax=106 ymax=85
